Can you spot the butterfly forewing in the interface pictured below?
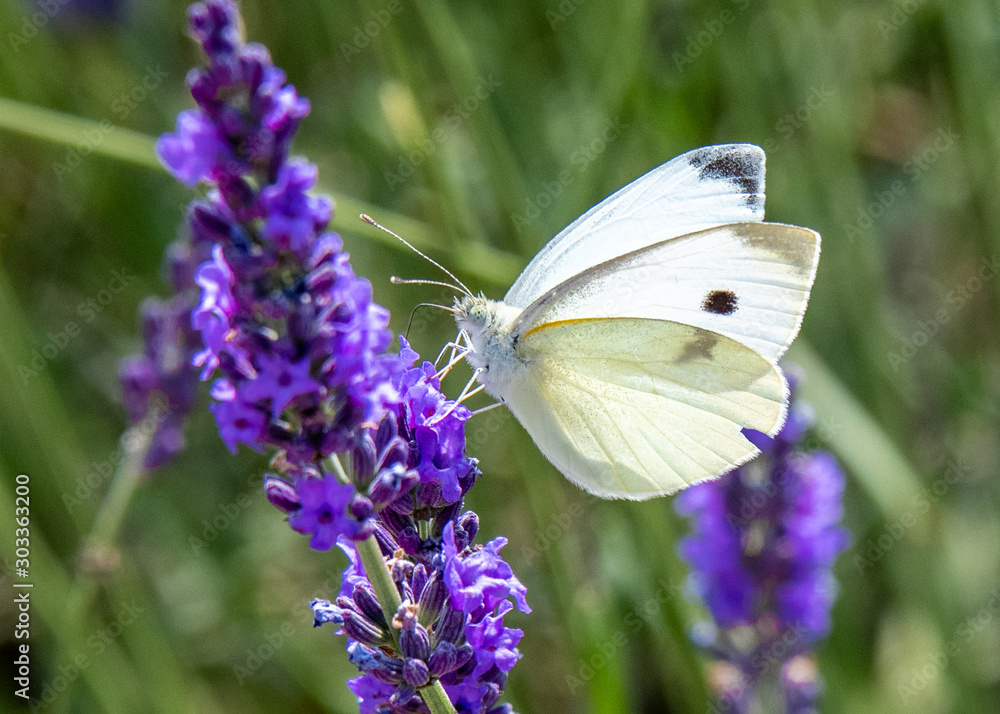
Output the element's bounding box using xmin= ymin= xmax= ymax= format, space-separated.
xmin=513 ymin=222 xmax=820 ymax=363
xmin=504 ymin=144 xmax=766 ymax=308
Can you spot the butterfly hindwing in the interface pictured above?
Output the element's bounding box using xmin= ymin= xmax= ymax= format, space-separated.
xmin=504 ymin=317 xmax=787 ymax=500
xmin=504 ymin=144 xmax=766 ymax=308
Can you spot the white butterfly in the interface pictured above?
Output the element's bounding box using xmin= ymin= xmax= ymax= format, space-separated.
xmin=451 ymin=144 xmax=820 ymax=500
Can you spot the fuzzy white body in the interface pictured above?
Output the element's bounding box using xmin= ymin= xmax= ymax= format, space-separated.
xmin=454 ymin=297 xmax=525 ymax=402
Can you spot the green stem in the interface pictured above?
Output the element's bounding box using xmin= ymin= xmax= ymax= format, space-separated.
xmin=0 ymin=96 xmax=160 ymax=169
xmin=324 ymin=454 xmax=402 ymax=637
xmin=355 ymin=533 xmax=402 ymax=645
xmin=0 ymin=96 xmax=521 ymax=286
xmin=324 ymin=453 xmax=352 ymax=485
xmin=62 ymin=407 xmax=155 ymax=616
xmin=331 ymin=452 xmax=456 ymax=714
xmin=52 ymin=407 xmax=157 ymax=714
xmin=421 ymin=680 xmax=459 ymax=714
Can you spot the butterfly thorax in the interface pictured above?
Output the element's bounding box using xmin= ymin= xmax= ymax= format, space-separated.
xmin=453 ymin=295 xmax=526 ymax=399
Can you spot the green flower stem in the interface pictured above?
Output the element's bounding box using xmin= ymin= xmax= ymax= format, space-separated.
xmin=327 ymin=457 xmax=456 ymax=714
xmin=52 ymin=409 xmax=157 ymax=714
xmin=62 ymin=407 xmax=155 ymax=620
xmin=355 ymin=533 xmax=402 ymax=643
xmin=355 ymin=522 xmax=457 ymax=714
xmin=324 ymin=454 xmax=403 ymax=644
xmin=325 ymin=453 xmax=352 ymax=485
xmin=421 ymin=679 xmax=459 ymax=714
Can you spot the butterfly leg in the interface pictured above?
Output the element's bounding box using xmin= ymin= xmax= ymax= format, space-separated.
xmin=469 ymin=401 xmax=505 ymax=418
xmin=433 ymin=347 xmax=471 ymax=382
xmin=434 ymin=340 xmax=461 ymax=367
xmin=427 ymin=368 xmax=485 ymax=425
xmin=434 ymin=330 xmax=472 ymax=369
xmin=455 ymin=371 xmax=487 ymax=403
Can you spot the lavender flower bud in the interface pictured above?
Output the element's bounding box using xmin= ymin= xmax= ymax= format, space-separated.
xmin=368 ymin=656 xmax=405 ymax=685
xmin=411 ymin=564 xmax=428 ymax=601
xmin=399 ymin=614 xmax=431 ymax=662
xmin=352 ymin=582 xmax=387 ymax=628
xmin=481 ymin=682 xmax=501 ymax=710
xmin=458 ymin=511 xmax=479 ymax=543
xmin=351 ymin=432 xmax=378 ymax=484
xmin=305 ymin=264 xmax=337 ymax=294
xmin=377 ymin=436 xmax=409 ymax=472
xmin=417 ymin=571 xmax=446 ymax=626
xmin=454 ymin=643 xmax=475 ymax=671
xmin=433 ymin=604 xmax=466 ymax=646
xmin=427 ymin=641 xmax=458 ymax=677
xmin=402 ymin=658 xmax=430 ymax=688
xmin=398 ymin=579 xmax=414 ymax=605
xmin=373 ymin=524 xmax=397 ymax=557
xmin=341 ymin=610 xmax=390 ymax=648
xmin=263 ymin=473 xmax=300 ymax=513
xmin=368 ymin=464 xmax=416 ymax=509
xmin=350 ymin=495 xmax=375 ymax=521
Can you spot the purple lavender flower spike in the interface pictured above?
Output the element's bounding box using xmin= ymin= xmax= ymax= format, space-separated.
xmin=140 ymin=2 xmax=529 ymax=710
xmin=676 ymin=381 xmax=849 ymax=713
xmin=119 ymin=294 xmax=201 ymax=468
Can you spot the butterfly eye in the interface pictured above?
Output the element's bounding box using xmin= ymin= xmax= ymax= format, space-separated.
xmin=469 ymin=304 xmax=488 ymax=325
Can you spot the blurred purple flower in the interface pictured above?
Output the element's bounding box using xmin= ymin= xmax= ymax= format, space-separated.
xmin=676 ymin=380 xmax=849 ymax=713
xmin=261 ymin=160 xmax=333 ymax=255
xmin=156 ymin=110 xmax=232 ymax=187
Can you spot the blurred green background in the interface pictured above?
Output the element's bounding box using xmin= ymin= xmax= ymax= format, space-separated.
xmin=1 ymin=0 xmax=999 ymax=711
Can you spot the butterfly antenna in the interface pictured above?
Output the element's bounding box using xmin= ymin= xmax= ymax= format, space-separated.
xmin=404 ymin=302 xmax=458 ymax=339
xmin=361 ymin=214 xmax=473 ymax=296
xmin=391 ymin=277 xmax=467 ymax=293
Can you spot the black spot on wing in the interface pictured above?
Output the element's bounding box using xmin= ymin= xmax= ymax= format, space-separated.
xmin=702 ymin=289 xmax=738 ymax=315
xmin=688 ymin=146 xmax=764 ymax=209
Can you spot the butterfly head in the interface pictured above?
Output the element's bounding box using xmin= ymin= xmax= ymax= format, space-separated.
xmin=453 ymin=294 xmax=523 ymax=379
xmin=454 ymin=294 xmax=493 ymax=337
